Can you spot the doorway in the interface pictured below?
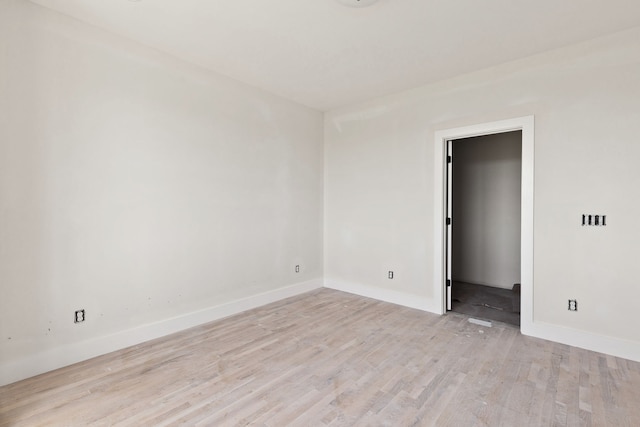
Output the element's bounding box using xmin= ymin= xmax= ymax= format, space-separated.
xmin=433 ymin=116 xmax=534 ymax=333
xmin=449 ymin=131 xmax=522 ymax=326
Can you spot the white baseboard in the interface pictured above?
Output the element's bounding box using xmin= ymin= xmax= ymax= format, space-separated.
xmin=522 ymin=320 xmax=640 ymax=363
xmin=325 ymin=279 xmax=640 ymax=363
xmin=0 ymin=279 xmax=322 ymax=387
xmin=5 ymin=278 xmax=638 ymax=386
xmin=324 ymin=279 xmax=441 ymax=314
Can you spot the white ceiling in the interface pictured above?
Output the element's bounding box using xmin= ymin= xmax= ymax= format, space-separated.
xmin=28 ymin=0 xmax=640 ymax=111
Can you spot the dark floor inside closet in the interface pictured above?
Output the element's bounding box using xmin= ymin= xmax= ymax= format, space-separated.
xmin=451 ymin=281 xmax=520 ymax=327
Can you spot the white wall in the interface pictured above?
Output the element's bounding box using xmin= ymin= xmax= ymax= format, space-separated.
xmin=325 ymin=26 xmax=640 ymax=360
xmin=0 ymin=0 xmax=323 ymax=385
xmin=452 ymin=132 xmax=522 ymax=289
xmin=3 ymin=1 xmax=640 ymax=386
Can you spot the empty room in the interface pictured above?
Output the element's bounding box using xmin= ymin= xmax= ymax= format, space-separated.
xmin=2 ymin=0 xmax=640 ymax=425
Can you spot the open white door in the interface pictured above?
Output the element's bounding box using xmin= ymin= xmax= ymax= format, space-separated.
xmin=445 ymin=140 xmax=453 ymax=311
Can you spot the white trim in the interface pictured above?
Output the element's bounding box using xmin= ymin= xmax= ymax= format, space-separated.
xmin=433 ymin=116 xmax=535 ymax=334
xmin=324 ymin=279 xmax=440 ymax=314
xmin=324 ymin=279 xmax=640 ymax=362
xmin=526 ymin=322 xmax=640 ymax=363
xmin=0 ymin=279 xmax=323 ymax=386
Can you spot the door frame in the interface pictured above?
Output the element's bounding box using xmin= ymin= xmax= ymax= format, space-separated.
xmin=433 ymin=116 xmax=534 ymax=333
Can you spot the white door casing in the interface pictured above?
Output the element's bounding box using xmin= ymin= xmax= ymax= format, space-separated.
xmin=433 ymin=116 xmax=534 ymax=334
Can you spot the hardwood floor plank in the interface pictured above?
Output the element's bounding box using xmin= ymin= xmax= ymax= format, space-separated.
xmin=1 ymin=289 xmax=639 ymax=426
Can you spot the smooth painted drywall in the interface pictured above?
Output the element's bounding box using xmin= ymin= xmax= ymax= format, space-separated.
xmin=452 ymin=132 xmax=522 ymax=289
xmin=0 ymin=0 xmax=323 ymax=383
xmin=325 ymin=26 xmax=640 ymax=354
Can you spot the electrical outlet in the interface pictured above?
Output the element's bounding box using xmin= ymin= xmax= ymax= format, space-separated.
xmin=388 ymin=271 xmax=394 ymax=279
xmin=295 ymin=265 xmax=300 ymax=273
xmin=568 ymin=300 xmax=578 ymax=311
xmin=74 ymin=309 xmax=85 ymax=323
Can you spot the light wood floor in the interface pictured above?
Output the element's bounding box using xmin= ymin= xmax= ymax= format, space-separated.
xmin=1 ymin=289 xmax=639 ymax=426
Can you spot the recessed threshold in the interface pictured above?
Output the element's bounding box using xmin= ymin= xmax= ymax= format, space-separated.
xmin=468 ymin=318 xmax=492 ymax=328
